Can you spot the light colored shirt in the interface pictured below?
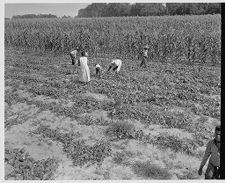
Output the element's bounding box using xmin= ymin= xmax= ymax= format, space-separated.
xmin=96 ymin=64 xmax=101 ymax=69
xmin=111 ymin=59 xmax=122 ymax=72
xmin=70 ymin=50 xmax=78 ymax=57
xmin=200 ymin=140 xmax=220 ymax=167
xmin=143 ymin=50 xmax=148 ymax=57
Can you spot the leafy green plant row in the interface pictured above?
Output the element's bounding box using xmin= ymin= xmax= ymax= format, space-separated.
xmin=132 ymin=160 xmax=172 ymax=179
xmin=33 ymin=125 xmax=112 ymax=166
xmin=5 ymin=15 xmax=221 ymax=65
xmin=4 ymin=92 xmax=213 ymax=143
xmin=105 ymin=121 xmax=201 ymax=156
xmin=5 ymin=147 xmax=59 ymax=180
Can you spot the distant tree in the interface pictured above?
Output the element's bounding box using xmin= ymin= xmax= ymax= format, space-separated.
xmin=62 ymin=15 xmax=71 ymax=18
xmin=78 ymin=3 xmax=166 ymax=17
xmin=38 ymin=14 xmax=57 ymax=18
xmin=205 ymin=3 xmax=221 ymax=14
xmin=166 ymin=3 xmax=183 ymax=15
xmin=77 ymin=3 xmax=107 ymax=17
xmin=12 ymin=14 xmax=57 ymax=19
xmin=130 ymin=3 xmax=144 ymax=16
xmin=78 ymin=9 xmax=88 ymax=17
xmin=166 ymin=3 xmax=221 ymax=15
xmin=76 ymin=3 xmax=221 ymax=17
xmin=139 ymin=3 xmax=166 ymax=16
xmin=195 ymin=3 xmax=209 ymax=15
xmin=101 ymin=3 xmax=131 ymax=17
xmin=12 ymin=15 xmax=20 ymax=19
xmin=21 ymin=14 xmax=37 ymax=19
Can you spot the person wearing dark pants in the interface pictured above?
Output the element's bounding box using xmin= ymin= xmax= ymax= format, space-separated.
xmin=198 ymin=125 xmax=220 ymax=179
xmin=107 ymin=59 xmax=122 ymax=74
xmin=140 ymin=45 xmax=149 ymax=68
xmin=140 ymin=56 xmax=148 ymax=68
xmin=95 ymin=64 xmax=101 ymax=78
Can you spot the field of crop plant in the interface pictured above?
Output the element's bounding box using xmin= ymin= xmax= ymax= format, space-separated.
xmin=5 ymin=15 xmax=221 ymax=180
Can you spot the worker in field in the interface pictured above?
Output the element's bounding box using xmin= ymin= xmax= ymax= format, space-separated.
xmin=95 ymin=64 xmax=102 ymax=78
xmin=78 ymin=51 xmax=90 ymax=83
xmin=70 ymin=47 xmax=80 ymax=65
xmin=107 ymin=59 xmax=122 ymax=74
xmin=198 ymin=125 xmax=220 ymax=179
xmin=139 ymin=45 xmax=149 ymax=68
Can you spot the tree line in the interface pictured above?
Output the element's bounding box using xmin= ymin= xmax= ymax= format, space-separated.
xmin=11 ymin=14 xmax=58 ymax=19
xmin=8 ymin=3 xmax=221 ymax=20
xmin=77 ymin=3 xmax=221 ymax=17
xmin=10 ymin=14 xmax=74 ymax=19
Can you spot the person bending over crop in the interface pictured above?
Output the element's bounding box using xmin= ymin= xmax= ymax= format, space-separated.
xmin=107 ymin=59 xmax=122 ymax=74
xmin=139 ymin=45 xmax=149 ymax=68
xmin=70 ymin=47 xmax=80 ymax=65
xmin=95 ymin=64 xmax=102 ymax=78
xmin=198 ymin=125 xmax=220 ymax=179
xmin=78 ymin=51 xmax=90 ymax=83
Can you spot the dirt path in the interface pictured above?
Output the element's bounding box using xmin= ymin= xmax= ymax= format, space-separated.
xmin=5 ymin=95 xmax=208 ymax=180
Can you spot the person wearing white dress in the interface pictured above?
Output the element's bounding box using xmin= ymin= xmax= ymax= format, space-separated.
xmin=107 ymin=59 xmax=122 ymax=74
xmin=78 ymin=51 xmax=90 ymax=83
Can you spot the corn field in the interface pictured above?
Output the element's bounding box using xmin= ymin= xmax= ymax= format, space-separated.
xmin=5 ymin=15 xmax=221 ymax=65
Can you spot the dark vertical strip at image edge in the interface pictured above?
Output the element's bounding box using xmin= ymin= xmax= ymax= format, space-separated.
xmin=220 ymin=2 xmax=224 ymax=180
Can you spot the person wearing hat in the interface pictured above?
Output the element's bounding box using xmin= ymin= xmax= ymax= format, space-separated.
xmin=198 ymin=125 xmax=220 ymax=179
xmin=140 ymin=45 xmax=149 ymax=68
xmin=107 ymin=59 xmax=122 ymax=74
xmin=70 ymin=47 xmax=80 ymax=65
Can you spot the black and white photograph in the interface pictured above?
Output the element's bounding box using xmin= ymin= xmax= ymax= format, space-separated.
xmin=3 ymin=0 xmax=221 ymax=180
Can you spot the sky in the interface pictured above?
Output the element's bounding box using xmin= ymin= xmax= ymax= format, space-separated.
xmin=5 ymin=3 xmax=90 ymax=18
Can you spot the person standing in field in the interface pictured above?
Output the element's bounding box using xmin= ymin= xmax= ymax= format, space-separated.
xmin=78 ymin=51 xmax=90 ymax=83
xmin=139 ymin=45 xmax=149 ymax=68
xmin=70 ymin=47 xmax=79 ymax=65
xmin=198 ymin=125 xmax=220 ymax=179
xmin=107 ymin=59 xmax=122 ymax=74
